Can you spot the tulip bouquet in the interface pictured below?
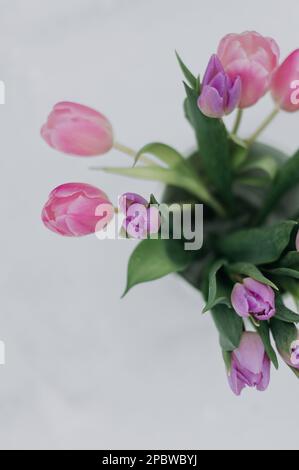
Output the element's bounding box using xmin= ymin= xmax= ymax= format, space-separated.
xmin=41 ymin=31 xmax=299 ymax=396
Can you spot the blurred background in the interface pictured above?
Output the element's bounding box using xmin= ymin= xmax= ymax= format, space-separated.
xmin=0 ymin=0 xmax=298 ymax=450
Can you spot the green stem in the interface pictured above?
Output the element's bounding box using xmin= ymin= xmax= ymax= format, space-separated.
xmin=247 ymin=107 xmax=280 ymax=146
xmin=231 ymin=109 xmax=243 ymax=135
xmin=113 ymin=141 xmax=153 ymax=165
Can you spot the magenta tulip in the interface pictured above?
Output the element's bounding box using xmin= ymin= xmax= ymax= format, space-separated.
xmin=197 ymin=55 xmax=241 ymax=118
xmin=42 ymin=183 xmax=114 ymax=236
xmin=41 ymin=102 xmax=113 ymax=156
xmin=119 ymin=192 xmax=161 ymax=239
xmin=231 ymin=278 xmax=276 ymax=321
xmin=217 ymin=31 xmax=280 ymax=108
xmin=228 ymin=332 xmax=271 ymax=396
xmin=271 ymin=49 xmax=299 ymax=112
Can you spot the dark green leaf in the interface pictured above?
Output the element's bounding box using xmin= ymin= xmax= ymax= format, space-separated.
xmin=175 ymin=51 xmax=198 ymax=90
xmin=270 ymin=318 xmax=297 ymax=354
xmin=217 ymin=221 xmax=297 ymax=265
xmin=254 ymin=320 xmax=279 ymax=369
xmin=184 ymin=83 xmax=232 ymax=206
xmin=274 ymin=295 xmax=299 ymax=323
xmin=267 ymin=267 xmax=299 ymax=280
xmin=227 ymin=262 xmax=278 ymax=290
xmin=211 ymin=304 xmax=243 ymax=351
xmin=238 ymin=154 xmax=278 ymax=180
xmin=202 ymin=259 xmax=230 ymax=313
xmin=280 ymin=251 xmax=299 ymax=268
xmin=123 ymin=238 xmax=191 ymax=297
xmin=256 ymin=148 xmax=299 ymax=223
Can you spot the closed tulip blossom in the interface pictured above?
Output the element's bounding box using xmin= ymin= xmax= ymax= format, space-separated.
xmin=271 ymin=49 xmax=299 ymax=112
xmin=228 ymin=332 xmax=271 ymax=396
xmin=197 ymin=55 xmax=241 ymax=118
xmin=41 ymin=102 xmax=113 ymax=156
xmin=42 ymin=183 xmax=114 ymax=236
xmin=279 ymin=333 xmax=299 ymax=370
xmin=231 ymin=278 xmax=276 ymax=321
xmin=119 ymin=193 xmax=160 ymax=239
xmin=217 ymin=31 xmax=280 ymax=108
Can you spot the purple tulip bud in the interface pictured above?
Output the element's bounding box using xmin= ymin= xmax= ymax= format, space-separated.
xmin=279 ymin=332 xmax=299 ymax=370
xmin=198 ymin=54 xmax=242 ymax=118
xmin=290 ymin=339 xmax=299 ymax=367
xmin=119 ymin=192 xmax=160 ymax=239
xmin=231 ymin=278 xmax=276 ymax=321
xmin=228 ymin=332 xmax=271 ymax=396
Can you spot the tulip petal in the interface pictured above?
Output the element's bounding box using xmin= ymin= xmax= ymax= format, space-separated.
xmin=231 ymin=283 xmax=250 ymax=317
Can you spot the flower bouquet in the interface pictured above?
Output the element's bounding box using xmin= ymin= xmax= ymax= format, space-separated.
xmin=41 ymin=31 xmax=299 ymax=396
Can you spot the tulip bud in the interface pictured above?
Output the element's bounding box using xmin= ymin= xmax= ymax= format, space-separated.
xmin=279 ymin=332 xmax=299 ymax=370
xmin=119 ymin=193 xmax=161 ymax=239
xmin=42 ymin=183 xmax=114 ymax=236
xmin=231 ymin=277 xmax=276 ymax=321
xmin=197 ymin=55 xmax=241 ymax=118
xmin=217 ymin=31 xmax=280 ymax=108
xmin=271 ymin=49 xmax=299 ymax=112
xmin=41 ymin=102 xmax=113 ymax=156
xmin=228 ymin=332 xmax=271 ymax=396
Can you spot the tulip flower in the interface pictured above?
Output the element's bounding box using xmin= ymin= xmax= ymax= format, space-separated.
xmin=42 ymin=183 xmax=114 ymax=236
xmin=197 ymin=55 xmax=241 ymax=118
xmin=228 ymin=332 xmax=271 ymax=396
xmin=119 ymin=193 xmax=161 ymax=239
xmin=231 ymin=277 xmax=276 ymax=321
xmin=279 ymin=332 xmax=299 ymax=370
xmin=217 ymin=31 xmax=280 ymax=108
xmin=271 ymin=49 xmax=299 ymax=112
xmin=41 ymin=102 xmax=113 ymax=156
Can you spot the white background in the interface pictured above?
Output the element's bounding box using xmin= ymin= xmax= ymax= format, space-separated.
xmin=0 ymin=0 xmax=298 ymax=450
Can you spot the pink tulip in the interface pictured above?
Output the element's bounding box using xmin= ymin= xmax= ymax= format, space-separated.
xmin=217 ymin=31 xmax=280 ymax=108
xmin=271 ymin=49 xmax=299 ymax=112
xmin=228 ymin=332 xmax=271 ymax=396
xmin=42 ymin=183 xmax=114 ymax=236
xmin=41 ymin=102 xmax=113 ymax=156
xmin=231 ymin=278 xmax=276 ymax=321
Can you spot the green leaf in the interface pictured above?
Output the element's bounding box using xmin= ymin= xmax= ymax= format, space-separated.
xmin=101 ymin=163 xmax=225 ymax=216
xmin=254 ymin=320 xmax=279 ymax=369
xmin=227 ymin=262 xmax=278 ymax=290
xmin=202 ymin=260 xmax=231 ymax=313
xmin=289 ymin=366 xmax=299 ymax=378
xmin=270 ymin=318 xmax=297 ymax=354
xmin=175 ymin=51 xmax=198 ymax=90
xmin=274 ymin=295 xmax=299 ymax=323
xmin=217 ymin=220 xmax=297 ymax=265
xmin=256 ymin=148 xmax=299 ymax=223
xmin=134 ymin=142 xmax=184 ymax=168
xmin=267 ymin=267 xmax=299 ymax=280
xmin=222 ymin=350 xmax=232 ymax=373
xmin=238 ymin=155 xmax=278 ymax=180
xmin=184 ymin=84 xmax=232 ymax=206
xmin=211 ymin=302 xmax=243 ymax=351
xmin=122 ymin=238 xmax=191 ymax=297
xmin=280 ymin=251 xmax=299 ymax=268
